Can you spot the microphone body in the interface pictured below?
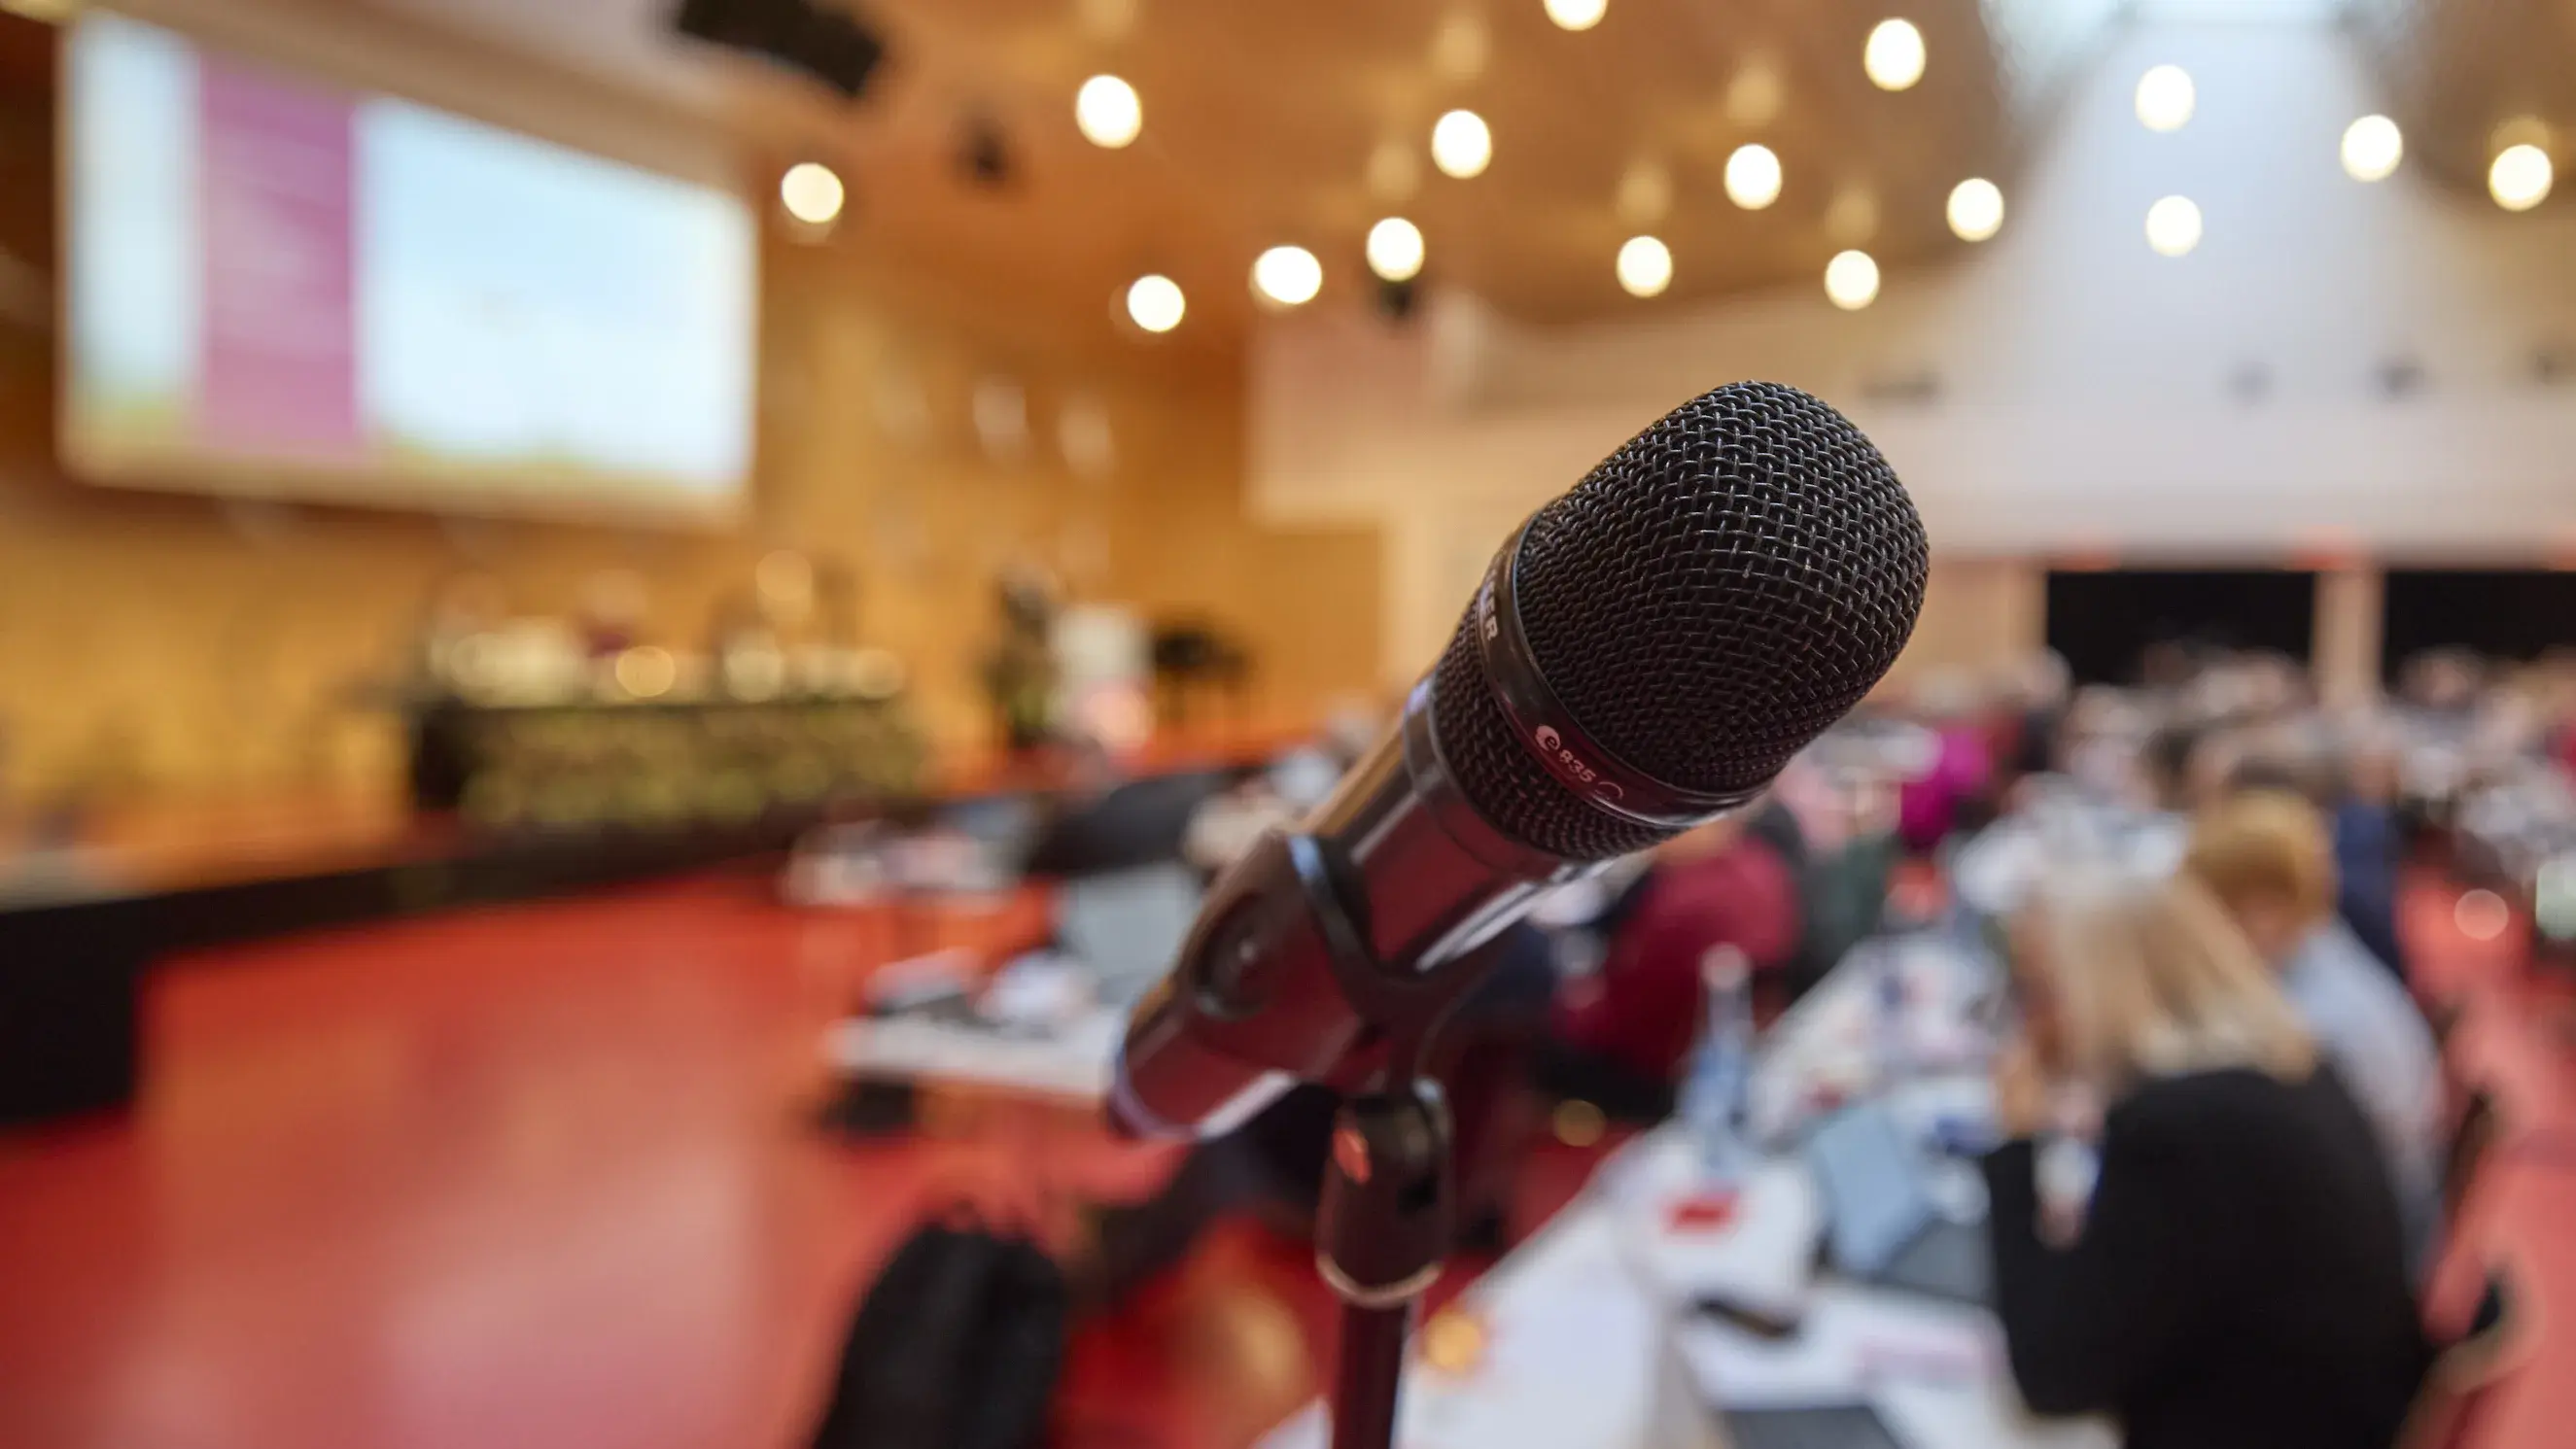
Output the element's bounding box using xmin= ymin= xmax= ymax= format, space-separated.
xmin=1108 ymin=673 xmax=1579 ymax=1138
xmin=1108 ymin=381 xmax=1931 ymax=1139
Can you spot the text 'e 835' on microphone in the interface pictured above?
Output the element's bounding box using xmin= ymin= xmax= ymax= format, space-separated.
xmin=1106 ymin=380 xmax=1931 ymax=1140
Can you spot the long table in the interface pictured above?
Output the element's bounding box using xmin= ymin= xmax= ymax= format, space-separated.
xmin=1254 ymin=1122 xmax=2110 ymax=1449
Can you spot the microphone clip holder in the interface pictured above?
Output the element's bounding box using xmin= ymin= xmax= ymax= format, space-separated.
xmin=1279 ymin=831 xmax=1500 ymax=1449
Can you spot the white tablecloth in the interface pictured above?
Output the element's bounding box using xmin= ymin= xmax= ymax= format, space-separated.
xmin=1259 ymin=1127 xmax=2113 ymax=1449
xmin=824 ymin=1006 xmax=1122 ymax=1100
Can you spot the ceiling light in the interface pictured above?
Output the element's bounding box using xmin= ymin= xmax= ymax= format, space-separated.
xmin=1367 ymin=217 xmax=1426 ymax=282
xmin=2144 ymin=194 xmax=2202 ymax=257
xmin=2341 ymin=115 xmax=2402 ymax=182
xmin=2491 ymin=144 xmax=2554 ymax=211
xmin=1075 ymin=75 xmax=1142 ymax=149
xmin=779 ymin=162 xmax=844 ymax=225
xmin=1545 ymin=0 xmax=1607 ymax=30
xmin=1946 ymin=177 xmax=2003 ymax=241
xmin=2135 ymin=65 xmax=2194 ymax=132
xmin=1616 ymin=235 xmax=1672 ymax=297
xmin=1724 ymin=143 xmax=1782 ymax=210
xmin=1863 ymin=19 xmax=1925 ymax=91
xmin=1251 ymin=246 xmax=1323 ymax=307
xmin=1126 ymin=274 xmax=1185 ymax=332
xmin=1430 ymin=109 xmax=1492 ymax=178
xmin=1824 ymin=250 xmax=1880 ymax=309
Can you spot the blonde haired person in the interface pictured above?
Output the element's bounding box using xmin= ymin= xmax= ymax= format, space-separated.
xmin=1985 ymin=872 xmax=2427 ymax=1449
xmin=2183 ymin=790 xmax=2443 ymax=1272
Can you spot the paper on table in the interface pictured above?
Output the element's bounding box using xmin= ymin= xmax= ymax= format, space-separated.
xmin=1679 ymin=1283 xmax=1999 ymax=1410
xmin=1256 ymin=1211 xmax=1677 ymax=1449
xmin=824 ymin=1007 xmax=1122 ymax=1099
xmin=1615 ymin=1145 xmax=1822 ymax=1324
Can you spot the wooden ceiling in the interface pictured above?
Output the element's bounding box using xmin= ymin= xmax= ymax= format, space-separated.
xmin=2358 ymin=0 xmax=2576 ymax=205
xmin=360 ymin=0 xmax=2015 ymax=353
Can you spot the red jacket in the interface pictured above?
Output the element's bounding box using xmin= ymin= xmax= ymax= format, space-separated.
xmin=1549 ymin=841 xmax=1799 ymax=1085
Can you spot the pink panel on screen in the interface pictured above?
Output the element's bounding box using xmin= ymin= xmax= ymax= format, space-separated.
xmin=194 ymin=54 xmax=361 ymax=461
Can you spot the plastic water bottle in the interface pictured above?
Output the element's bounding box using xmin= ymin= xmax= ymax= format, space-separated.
xmin=1682 ymin=945 xmax=1756 ymax=1179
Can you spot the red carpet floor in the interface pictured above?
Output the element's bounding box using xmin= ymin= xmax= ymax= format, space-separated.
xmin=0 ymin=871 xmax=1598 ymax=1449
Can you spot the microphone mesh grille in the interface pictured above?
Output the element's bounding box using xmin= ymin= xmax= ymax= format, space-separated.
xmin=1435 ymin=381 xmax=1928 ymax=859
xmin=1431 ymin=615 xmax=1677 ymax=860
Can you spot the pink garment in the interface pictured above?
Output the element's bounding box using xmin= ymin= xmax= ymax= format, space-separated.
xmin=1897 ymin=725 xmax=1992 ymax=852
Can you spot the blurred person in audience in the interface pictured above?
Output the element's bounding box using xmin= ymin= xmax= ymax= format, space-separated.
xmin=2051 ymin=685 xmax=2155 ymax=804
xmin=2182 ymin=791 xmax=2442 ymax=1268
xmin=1896 ymin=671 xmax=1995 ymax=854
xmin=1537 ymin=812 xmax=1799 ymax=1120
xmin=1769 ymin=752 xmax=1903 ymax=999
xmin=2237 ymin=650 xmax=2312 ymax=723
xmin=1986 ymin=872 xmax=2427 ymax=1449
xmin=2324 ymin=735 xmax=2409 ymax=983
xmin=2399 ymin=649 xmax=2483 ymax=724
xmin=2140 ymin=724 xmax=2206 ymax=813
xmin=1993 ymin=649 xmax=2073 ymax=781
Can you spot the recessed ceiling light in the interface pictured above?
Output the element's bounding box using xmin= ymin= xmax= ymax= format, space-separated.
xmin=2341 ymin=115 xmax=2402 ymax=182
xmin=1430 ymin=109 xmax=1492 ymax=178
xmin=2135 ymin=65 xmax=2194 ymax=132
xmin=1824 ymin=250 xmax=1880 ymax=309
xmin=1724 ymin=143 xmax=1783 ymax=210
xmin=1126 ymin=274 xmax=1185 ymax=332
xmin=1863 ymin=19 xmax=1925 ymax=91
xmin=1251 ymin=246 xmax=1323 ymax=307
xmin=1075 ymin=74 xmax=1142 ymax=149
xmin=1367 ymin=218 xmax=1426 ymax=282
xmin=1544 ymin=0 xmax=1608 ymax=31
xmin=1946 ymin=177 xmax=2003 ymax=241
xmin=2144 ymin=194 xmax=2203 ymax=257
xmin=779 ymin=162 xmax=844 ymax=225
xmin=1616 ymin=235 xmax=1672 ymax=297
xmin=2491 ymin=144 xmax=2554 ymax=211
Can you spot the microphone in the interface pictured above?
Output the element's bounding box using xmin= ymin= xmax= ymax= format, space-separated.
xmin=1107 ymin=381 xmax=1930 ymax=1139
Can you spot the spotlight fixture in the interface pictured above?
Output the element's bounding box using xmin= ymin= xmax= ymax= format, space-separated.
xmin=957 ymin=115 xmax=1014 ymax=189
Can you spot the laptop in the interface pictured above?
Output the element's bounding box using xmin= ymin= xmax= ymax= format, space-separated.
xmin=1053 ymin=863 xmax=1201 ymax=1008
xmin=1803 ymin=1101 xmax=1992 ymax=1306
xmin=1720 ymin=1404 xmax=1906 ymax=1449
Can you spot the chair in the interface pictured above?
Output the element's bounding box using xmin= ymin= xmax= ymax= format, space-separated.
xmin=2401 ymin=1267 xmax=2528 ymax=1449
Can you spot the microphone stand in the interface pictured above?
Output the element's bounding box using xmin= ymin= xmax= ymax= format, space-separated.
xmin=1302 ymin=887 xmax=1493 ymax=1449
xmin=1315 ymin=1050 xmax=1451 ymax=1449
